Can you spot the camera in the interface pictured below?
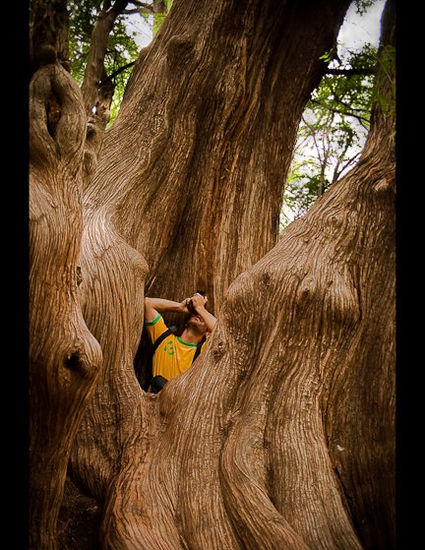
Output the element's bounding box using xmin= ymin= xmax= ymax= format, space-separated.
xmin=187 ymin=290 xmax=206 ymax=314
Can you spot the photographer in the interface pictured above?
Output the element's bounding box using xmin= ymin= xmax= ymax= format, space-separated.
xmin=144 ymin=292 xmax=217 ymax=392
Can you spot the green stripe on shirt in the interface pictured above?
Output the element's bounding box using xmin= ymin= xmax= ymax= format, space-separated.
xmin=177 ymin=336 xmax=198 ymax=347
xmin=145 ymin=313 xmax=161 ymax=326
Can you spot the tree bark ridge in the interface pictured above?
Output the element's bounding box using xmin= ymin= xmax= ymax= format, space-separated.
xmin=29 ymin=58 xmax=103 ymax=549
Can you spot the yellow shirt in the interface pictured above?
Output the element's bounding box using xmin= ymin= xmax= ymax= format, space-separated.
xmin=145 ymin=314 xmax=208 ymax=381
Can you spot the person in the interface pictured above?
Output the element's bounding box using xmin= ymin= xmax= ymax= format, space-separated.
xmin=144 ymin=292 xmax=217 ymax=392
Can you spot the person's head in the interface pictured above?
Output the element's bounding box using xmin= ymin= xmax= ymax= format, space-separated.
xmin=184 ymin=312 xmax=209 ymax=336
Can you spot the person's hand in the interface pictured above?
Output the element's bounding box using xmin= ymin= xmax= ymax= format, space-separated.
xmin=179 ymin=297 xmax=192 ymax=313
xmin=190 ymin=293 xmax=208 ymax=312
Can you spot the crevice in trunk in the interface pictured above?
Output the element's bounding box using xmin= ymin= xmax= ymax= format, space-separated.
xmin=46 ymin=91 xmax=62 ymax=138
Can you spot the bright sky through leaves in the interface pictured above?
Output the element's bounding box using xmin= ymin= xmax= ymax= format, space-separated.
xmin=279 ymin=0 xmax=386 ymax=227
xmin=127 ymin=1 xmax=386 ymax=57
xmin=339 ymin=0 xmax=386 ymax=51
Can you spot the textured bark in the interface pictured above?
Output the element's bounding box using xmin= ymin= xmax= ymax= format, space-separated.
xmin=97 ymin=78 xmax=394 ymax=548
xmin=30 ymin=0 xmax=70 ymax=75
xmin=97 ymin=7 xmax=395 ymax=542
xmin=322 ymin=4 xmax=396 ymax=546
xmin=29 ymin=0 xmax=395 ymax=548
xmin=29 ymin=4 xmax=116 ymax=547
xmin=29 ymin=57 xmax=103 ymax=549
xmin=83 ymin=77 xmax=115 ymax=186
xmin=85 ymin=0 xmax=351 ymax=315
xmin=68 ymin=0 xmax=352 ymax=509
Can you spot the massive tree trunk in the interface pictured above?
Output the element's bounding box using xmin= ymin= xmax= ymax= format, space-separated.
xmin=29 ymin=0 xmax=395 ymax=548
xmin=29 ymin=4 xmax=103 ymax=546
xmin=85 ymin=0 xmax=351 ymax=314
xmin=69 ymin=0 xmax=351 ymax=495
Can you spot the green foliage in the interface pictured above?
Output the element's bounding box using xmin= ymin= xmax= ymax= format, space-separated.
xmin=315 ymin=44 xmax=377 ymax=129
xmin=66 ymin=1 xmax=140 ymax=124
xmin=319 ymin=46 xmax=338 ymax=64
xmin=153 ymin=13 xmax=167 ymax=35
xmin=139 ymin=0 xmax=172 ymax=36
xmin=153 ymin=0 xmax=173 ymax=35
xmin=67 ymin=1 xmax=172 ymax=124
xmin=280 ymin=165 xmax=329 ymax=230
xmin=281 ymin=43 xmax=377 ymax=230
xmin=354 ymin=0 xmax=374 ymax=15
xmin=31 ymin=1 xmax=146 ymax=124
xmin=373 ymin=44 xmax=396 ymax=119
xmin=33 ymin=1 xmax=382 ymax=229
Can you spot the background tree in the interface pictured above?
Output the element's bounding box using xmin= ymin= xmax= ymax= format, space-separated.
xmin=29 ymin=0 xmax=395 ymax=548
xmin=281 ymin=39 xmax=377 ymax=228
xmin=66 ymin=0 xmax=140 ymax=126
xmin=64 ymin=0 xmax=171 ymax=125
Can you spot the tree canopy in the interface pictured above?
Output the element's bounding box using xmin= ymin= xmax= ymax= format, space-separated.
xmin=281 ymin=43 xmax=378 ymax=226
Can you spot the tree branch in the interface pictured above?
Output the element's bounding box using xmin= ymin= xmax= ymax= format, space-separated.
xmin=108 ymin=0 xmax=130 ymax=18
xmin=332 ymin=150 xmax=361 ymax=184
xmin=325 ymin=67 xmax=374 ymax=76
xmin=99 ymin=60 xmax=137 ymax=85
xmin=124 ymin=0 xmax=168 ymax=15
xmin=310 ymin=99 xmax=370 ymax=129
xmin=302 ymin=114 xmax=325 ymax=166
xmin=30 ymin=0 xmax=70 ymax=76
xmin=80 ymin=0 xmax=130 ymax=114
xmin=124 ymin=8 xmax=148 ymax=14
xmin=78 ymin=0 xmax=131 ymax=188
xmin=130 ymin=0 xmax=154 ymax=7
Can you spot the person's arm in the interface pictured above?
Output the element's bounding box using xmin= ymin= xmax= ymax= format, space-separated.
xmin=144 ymin=296 xmax=190 ymax=323
xmin=190 ymin=293 xmax=218 ymax=334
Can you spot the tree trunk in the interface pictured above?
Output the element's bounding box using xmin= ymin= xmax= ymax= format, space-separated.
xmin=101 ymin=7 xmax=395 ymax=539
xmin=103 ymin=14 xmax=395 ymax=549
xmin=85 ymin=0 xmax=351 ymax=315
xmin=103 ymin=2 xmax=395 ymax=542
xmin=29 ymin=0 xmax=395 ymax=548
xmin=30 ymin=0 xmax=70 ymax=75
xmin=29 ymin=46 xmax=102 ymax=550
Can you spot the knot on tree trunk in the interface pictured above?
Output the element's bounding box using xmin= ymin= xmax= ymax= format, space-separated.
xmin=166 ymin=34 xmax=196 ymax=69
xmin=36 ymin=44 xmax=58 ymax=67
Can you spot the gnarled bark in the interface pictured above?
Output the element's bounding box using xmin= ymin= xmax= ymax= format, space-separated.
xmin=97 ymin=8 xmax=395 ymax=541
xmin=29 ymin=0 xmax=395 ymax=548
xmin=85 ymin=0 xmax=352 ymax=315
xmin=29 ymin=1 xmax=131 ymax=546
xmin=69 ymin=0 xmax=353 ymax=505
xmin=29 ymin=55 xmax=102 ymax=550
